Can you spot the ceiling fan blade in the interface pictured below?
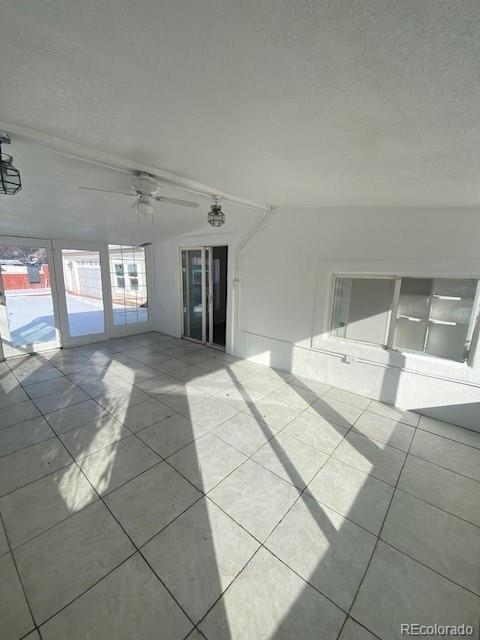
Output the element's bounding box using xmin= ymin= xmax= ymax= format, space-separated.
xmin=154 ymin=196 xmax=199 ymax=208
xmin=78 ymin=186 xmax=136 ymax=196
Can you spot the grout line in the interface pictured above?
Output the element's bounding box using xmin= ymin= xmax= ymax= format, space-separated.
xmin=33 ymin=548 xmax=139 ymax=630
xmin=3 ymin=334 xmax=479 ymax=637
xmin=333 ymin=417 xmax=419 ymax=640
xmin=25 ymin=428 xmax=201 ymax=634
xmin=393 ymin=484 xmax=480 ymax=529
xmin=9 ymin=496 xmax=102 ymax=555
xmin=405 ymin=450 xmax=480 ymax=484
xmin=379 ymin=538 xmax=480 ymax=598
xmin=201 ymin=393 xmax=398 ymax=637
xmin=3 ymin=344 xmax=479 ymax=534
xmin=192 ymin=497 xmax=349 ymax=626
xmin=257 ymin=401 xmax=366 ymax=548
xmin=6 ymin=447 xmax=178 ymax=553
xmin=0 ymin=511 xmax=39 ymax=634
xmin=181 ymin=382 xmax=378 ymax=629
xmin=341 ymin=616 xmax=383 ymax=640
xmin=414 ymin=425 xmax=480 ymax=452
xmin=0 ymin=431 xmax=57 ymax=460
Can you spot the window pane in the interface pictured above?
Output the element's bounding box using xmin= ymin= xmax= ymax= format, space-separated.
xmin=426 ymin=324 xmax=468 ymax=362
xmin=430 ymin=298 xmax=473 ymax=324
xmin=0 ymin=245 xmax=57 ymax=348
xmin=433 ymin=278 xmax=477 ymax=299
xmin=61 ymin=249 xmax=105 ymax=337
xmin=393 ymin=278 xmax=431 ymax=352
xmin=108 ymin=245 xmax=148 ymax=326
xmin=331 ymin=278 xmax=395 ymax=345
xmin=393 ymin=277 xmax=478 ymax=362
xmin=182 ymin=250 xmax=203 ymax=341
xmin=393 ymin=317 xmax=427 ymax=352
xmin=396 ymin=278 xmax=431 ymax=320
xmin=113 ymin=309 xmax=127 ymax=326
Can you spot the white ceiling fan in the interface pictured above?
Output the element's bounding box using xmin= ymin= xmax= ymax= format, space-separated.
xmin=78 ymin=172 xmax=199 ymax=219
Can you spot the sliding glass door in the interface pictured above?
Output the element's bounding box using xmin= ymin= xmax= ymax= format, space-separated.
xmin=181 ymin=246 xmax=228 ymax=348
xmin=182 ymin=249 xmax=205 ymax=342
xmin=0 ymin=237 xmax=60 ymax=357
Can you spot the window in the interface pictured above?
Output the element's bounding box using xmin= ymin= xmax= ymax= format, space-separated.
xmin=61 ymin=249 xmax=105 ymax=337
xmin=393 ymin=278 xmax=478 ymax=362
xmin=114 ymin=263 xmax=125 ymax=288
xmin=109 ymin=245 xmax=148 ymax=326
xmin=128 ymin=264 xmax=139 ymax=290
xmin=330 ymin=275 xmax=480 ymax=363
xmin=331 ymin=277 xmax=395 ymax=345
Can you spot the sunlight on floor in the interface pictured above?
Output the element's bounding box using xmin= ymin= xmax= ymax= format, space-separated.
xmin=56 ymin=464 xmax=97 ymax=511
xmin=1 ymin=333 xmax=478 ymax=640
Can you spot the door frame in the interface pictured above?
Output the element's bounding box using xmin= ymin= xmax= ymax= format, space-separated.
xmin=180 ymin=247 xmax=207 ymax=345
xmin=0 ymin=235 xmax=62 ymax=357
xmin=179 ymin=245 xmax=228 ymax=350
xmin=53 ymin=241 xmax=155 ymax=347
xmin=0 ymin=236 xmax=155 ymax=358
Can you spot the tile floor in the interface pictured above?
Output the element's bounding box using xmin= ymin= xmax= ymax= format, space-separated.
xmin=0 ymin=332 xmax=479 ymax=640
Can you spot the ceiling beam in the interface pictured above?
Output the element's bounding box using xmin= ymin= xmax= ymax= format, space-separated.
xmin=0 ymin=121 xmax=270 ymax=211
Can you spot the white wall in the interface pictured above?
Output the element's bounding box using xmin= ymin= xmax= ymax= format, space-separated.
xmin=152 ymin=209 xmax=262 ymax=353
xmin=233 ymin=207 xmax=480 ymax=431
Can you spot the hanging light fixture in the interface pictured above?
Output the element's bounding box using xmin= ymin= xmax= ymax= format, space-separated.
xmin=208 ymin=196 xmax=225 ymax=227
xmin=0 ymin=134 xmax=21 ymax=195
xmin=135 ymin=194 xmax=154 ymax=217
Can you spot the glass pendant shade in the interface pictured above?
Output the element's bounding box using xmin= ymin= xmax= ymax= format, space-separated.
xmin=208 ymin=202 xmax=225 ymax=227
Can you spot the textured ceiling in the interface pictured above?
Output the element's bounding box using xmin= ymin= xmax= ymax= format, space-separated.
xmin=0 ymin=0 xmax=479 ymax=207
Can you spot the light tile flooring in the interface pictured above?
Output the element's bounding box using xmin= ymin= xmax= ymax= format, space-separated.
xmin=0 ymin=332 xmax=479 ymax=639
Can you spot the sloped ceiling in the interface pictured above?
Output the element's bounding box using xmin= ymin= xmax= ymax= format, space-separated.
xmin=0 ymin=0 xmax=479 ymax=214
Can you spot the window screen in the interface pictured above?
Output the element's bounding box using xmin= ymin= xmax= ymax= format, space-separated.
xmin=331 ymin=277 xmax=395 ymax=345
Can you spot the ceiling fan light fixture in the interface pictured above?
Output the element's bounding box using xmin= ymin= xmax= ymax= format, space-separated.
xmin=208 ymin=197 xmax=225 ymax=227
xmin=0 ymin=134 xmax=22 ymax=195
xmin=136 ymin=194 xmax=153 ymax=217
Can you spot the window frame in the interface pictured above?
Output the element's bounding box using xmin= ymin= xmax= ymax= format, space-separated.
xmin=328 ymin=273 xmax=480 ymax=365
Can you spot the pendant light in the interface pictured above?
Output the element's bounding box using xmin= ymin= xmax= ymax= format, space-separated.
xmin=0 ymin=134 xmax=22 ymax=195
xmin=208 ymin=196 xmax=225 ymax=227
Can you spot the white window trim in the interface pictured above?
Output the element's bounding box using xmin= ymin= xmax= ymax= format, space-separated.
xmin=328 ymin=273 xmax=480 ymax=366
